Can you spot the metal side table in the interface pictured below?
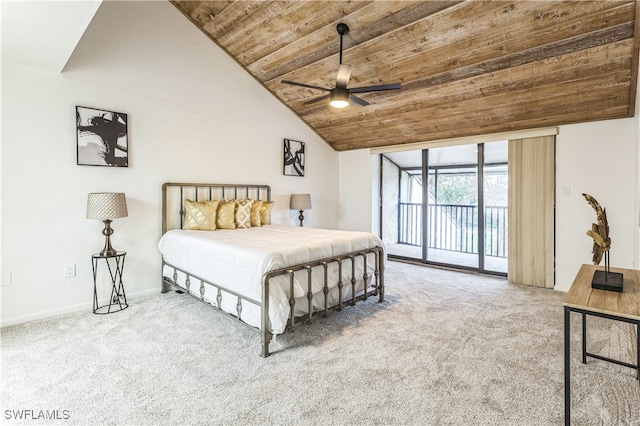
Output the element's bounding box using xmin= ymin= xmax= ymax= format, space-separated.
xmin=563 ymin=264 xmax=640 ymax=425
xmin=92 ymin=251 xmax=128 ymax=314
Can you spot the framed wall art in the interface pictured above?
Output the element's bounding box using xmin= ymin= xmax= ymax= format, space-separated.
xmin=283 ymin=138 xmax=305 ymax=177
xmin=76 ymin=106 xmax=128 ymax=167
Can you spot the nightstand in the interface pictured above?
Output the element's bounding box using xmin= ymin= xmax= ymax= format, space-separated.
xmin=92 ymin=251 xmax=128 ymax=314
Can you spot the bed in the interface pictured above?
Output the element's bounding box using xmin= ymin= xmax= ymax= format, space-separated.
xmin=158 ymin=182 xmax=385 ymax=357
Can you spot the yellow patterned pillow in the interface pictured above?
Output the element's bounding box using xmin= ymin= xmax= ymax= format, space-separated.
xmin=183 ymin=199 xmax=218 ymax=231
xmin=235 ymin=199 xmax=252 ymax=229
xmin=260 ymin=201 xmax=274 ymax=225
xmin=216 ymin=199 xmax=236 ymax=230
xmin=250 ymin=200 xmax=263 ymax=227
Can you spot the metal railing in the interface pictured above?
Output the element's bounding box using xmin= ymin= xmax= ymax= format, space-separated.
xmin=398 ymin=203 xmax=508 ymax=258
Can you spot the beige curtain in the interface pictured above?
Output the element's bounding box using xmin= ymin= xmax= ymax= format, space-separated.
xmin=508 ymin=135 xmax=555 ymax=288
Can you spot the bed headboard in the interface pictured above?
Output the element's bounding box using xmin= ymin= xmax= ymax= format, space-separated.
xmin=162 ymin=182 xmax=272 ymax=234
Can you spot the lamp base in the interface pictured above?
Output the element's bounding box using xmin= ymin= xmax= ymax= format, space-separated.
xmin=99 ymin=219 xmax=118 ymax=257
xmin=98 ymin=248 xmax=118 ymax=257
xmin=298 ymin=210 xmax=305 ymax=227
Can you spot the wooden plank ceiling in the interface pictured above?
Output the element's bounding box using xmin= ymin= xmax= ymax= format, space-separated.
xmin=171 ymin=1 xmax=639 ymax=151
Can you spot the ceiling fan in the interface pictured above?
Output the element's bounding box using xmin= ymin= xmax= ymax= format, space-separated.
xmin=282 ymin=23 xmax=401 ymax=108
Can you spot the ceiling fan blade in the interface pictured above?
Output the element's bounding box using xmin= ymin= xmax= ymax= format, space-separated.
xmin=349 ymin=83 xmax=401 ymax=93
xmin=350 ymin=94 xmax=370 ymax=106
xmin=304 ymin=94 xmax=331 ymax=105
xmin=336 ymin=64 xmax=352 ymax=89
xmin=281 ymin=80 xmax=331 ymax=92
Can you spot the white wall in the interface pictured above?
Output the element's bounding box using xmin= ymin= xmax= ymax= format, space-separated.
xmin=1 ymin=1 xmax=339 ymax=326
xmin=555 ymin=118 xmax=639 ymax=291
xmin=338 ymin=149 xmax=374 ymax=232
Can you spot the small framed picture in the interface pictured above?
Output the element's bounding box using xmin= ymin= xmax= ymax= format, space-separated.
xmin=76 ymin=106 xmax=128 ymax=167
xmin=283 ymin=138 xmax=305 ymax=177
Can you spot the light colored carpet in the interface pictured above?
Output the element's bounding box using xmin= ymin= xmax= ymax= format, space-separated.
xmin=1 ymin=261 xmax=639 ymax=425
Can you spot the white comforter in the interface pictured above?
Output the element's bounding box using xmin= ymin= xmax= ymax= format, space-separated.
xmin=157 ymin=225 xmax=384 ymax=334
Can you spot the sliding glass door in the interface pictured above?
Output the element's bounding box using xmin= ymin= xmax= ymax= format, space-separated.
xmin=381 ymin=150 xmax=423 ymax=260
xmin=482 ymin=141 xmax=508 ymax=274
xmin=380 ymin=141 xmax=508 ymax=275
xmin=426 ymin=146 xmax=478 ymax=268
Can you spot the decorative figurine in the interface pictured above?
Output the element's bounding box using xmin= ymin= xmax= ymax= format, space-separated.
xmin=583 ymin=193 xmax=610 ymax=265
xmin=583 ymin=193 xmax=623 ymax=292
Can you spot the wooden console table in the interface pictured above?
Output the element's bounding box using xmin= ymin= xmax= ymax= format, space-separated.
xmin=563 ymin=264 xmax=640 ymax=425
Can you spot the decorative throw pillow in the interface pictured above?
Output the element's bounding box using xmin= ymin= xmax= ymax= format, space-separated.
xmin=250 ymin=200 xmax=263 ymax=227
xmin=216 ymin=199 xmax=236 ymax=230
xmin=260 ymin=201 xmax=274 ymax=225
xmin=235 ymin=199 xmax=252 ymax=229
xmin=183 ymin=199 xmax=218 ymax=231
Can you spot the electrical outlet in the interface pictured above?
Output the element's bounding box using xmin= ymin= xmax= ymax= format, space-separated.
xmin=64 ymin=264 xmax=76 ymax=278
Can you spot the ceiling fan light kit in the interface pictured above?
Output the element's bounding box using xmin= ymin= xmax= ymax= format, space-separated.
xmin=329 ymin=88 xmax=349 ymax=108
xmin=282 ymin=23 xmax=401 ymax=109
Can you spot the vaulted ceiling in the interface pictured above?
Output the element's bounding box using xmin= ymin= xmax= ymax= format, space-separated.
xmin=171 ymin=1 xmax=639 ymax=151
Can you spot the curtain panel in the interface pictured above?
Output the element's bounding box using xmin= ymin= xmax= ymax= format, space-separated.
xmin=508 ymin=135 xmax=555 ymax=288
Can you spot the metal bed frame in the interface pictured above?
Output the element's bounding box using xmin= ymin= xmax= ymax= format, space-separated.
xmin=161 ymin=182 xmax=385 ymax=357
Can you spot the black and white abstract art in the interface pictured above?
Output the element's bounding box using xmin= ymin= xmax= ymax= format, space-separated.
xmin=283 ymin=139 xmax=305 ymax=177
xmin=76 ymin=106 xmax=128 ymax=167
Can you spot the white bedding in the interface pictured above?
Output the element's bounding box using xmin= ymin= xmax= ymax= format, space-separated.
xmin=158 ymin=224 xmax=384 ymax=334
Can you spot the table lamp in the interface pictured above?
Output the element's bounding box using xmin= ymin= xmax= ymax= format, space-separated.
xmin=87 ymin=192 xmax=128 ymax=256
xmin=290 ymin=193 xmax=311 ymax=227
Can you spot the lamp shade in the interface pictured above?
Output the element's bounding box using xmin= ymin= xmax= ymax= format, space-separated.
xmin=290 ymin=194 xmax=312 ymax=210
xmin=86 ymin=192 xmax=128 ymax=220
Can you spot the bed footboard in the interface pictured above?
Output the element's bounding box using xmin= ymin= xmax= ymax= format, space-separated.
xmin=162 ymin=246 xmax=385 ymax=357
xmin=262 ymin=246 xmax=384 ymax=357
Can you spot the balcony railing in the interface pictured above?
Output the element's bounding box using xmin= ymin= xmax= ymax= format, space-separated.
xmin=398 ymin=203 xmax=508 ymax=258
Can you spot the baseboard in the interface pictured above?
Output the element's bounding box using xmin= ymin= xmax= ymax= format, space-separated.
xmin=0 ymin=287 xmax=161 ymax=328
